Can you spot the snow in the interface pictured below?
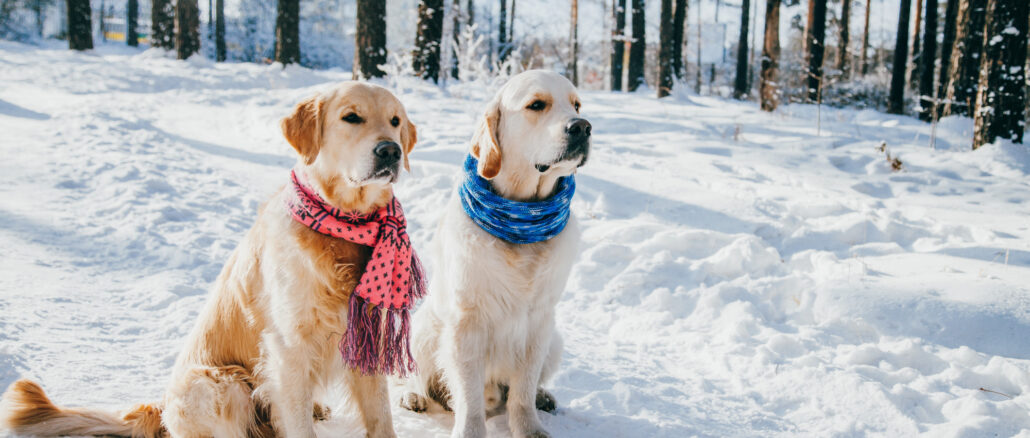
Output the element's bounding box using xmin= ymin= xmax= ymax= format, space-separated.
xmin=2 ymin=40 xmax=1030 ymax=437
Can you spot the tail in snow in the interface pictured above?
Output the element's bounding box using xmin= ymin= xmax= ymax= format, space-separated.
xmin=0 ymin=379 xmax=165 ymax=438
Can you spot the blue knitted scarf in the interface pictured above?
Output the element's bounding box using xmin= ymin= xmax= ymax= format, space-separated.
xmin=459 ymin=154 xmax=575 ymax=244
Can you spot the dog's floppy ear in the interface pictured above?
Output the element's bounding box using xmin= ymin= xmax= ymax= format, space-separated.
xmin=401 ymin=119 xmax=417 ymax=172
xmin=281 ymin=95 xmax=324 ymax=165
xmin=470 ymin=96 xmax=502 ymax=179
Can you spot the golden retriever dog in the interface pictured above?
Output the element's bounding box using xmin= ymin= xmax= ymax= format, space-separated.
xmin=400 ymin=70 xmax=590 ymax=438
xmin=0 ymin=81 xmax=419 ymax=438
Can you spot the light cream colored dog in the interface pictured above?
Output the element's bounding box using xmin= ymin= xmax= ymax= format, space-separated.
xmin=400 ymin=70 xmax=591 ymax=438
xmin=0 ymin=82 xmax=418 ymax=438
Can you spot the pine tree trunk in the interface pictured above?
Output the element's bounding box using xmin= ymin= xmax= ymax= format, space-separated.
xmin=805 ymin=0 xmax=827 ymax=102
xmin=658 ymin=0 xmax=674 ymax=97
xmin=917 ymin=0 xmax=937 ymax=120
xmin=972 ymin=0 xmax=1028 ymax=148
xmin=127 ymin=0 xmax=138 ymax=46
xmin=569 ymin=0 xmax=579 ymax=85
xmin=733 ymin=0 xmax=751 ymax=99
xmin=215 ymin=0 xmax=225 ymax=61
xmin=760 ymin=0 xmax=780 ymax=111
xmin=451 ymin=0 xmax=461 ymax=79
xmin=413 ymin=0 xmax=445 ymax=82
xmin=627 ymin=0 xmax=645 ymax=91
xmin=860 ymin=0 xmax=871 ymax=74
xmin=66 ymin=0 xmax=92 ymax=50
xmin=467 ymin=0 xmax=474 ymax=26
xmin=275 ymin=0 xmax=300 ymax=65
xmin=943 ymin=0 xmax=987 ymax=116
xmin=887 ymin=0 xmax=913 ymax=114
xmin=672 ymin=0 xmax=686 ymax=80
xmin=497 ymin=0 xmax=507 ymax=61
xmin=175 ymin=0 xmax=200 ymax=59
xmin=935 ymin=0 xmax=959 ymax=114
xmin=909 ymin=0 xmax=922 ymax=88
xmin=151 ymin=0 xmax=175 ymax=49
xmin=836 ymin=0 xmax=850 ymax=76
xmin=509 ymin=0 xmax=515 ymax=41
xmin=355 ymin=0 xmax=387 ymax=79
xmin=610 ymin=0 xmax=626 ymax=91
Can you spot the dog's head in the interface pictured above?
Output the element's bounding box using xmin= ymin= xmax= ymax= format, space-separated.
xmin=282 ymin=82 xmax=417 ymax=209
xmin=471 ymin=70 xmax=590 ymax=194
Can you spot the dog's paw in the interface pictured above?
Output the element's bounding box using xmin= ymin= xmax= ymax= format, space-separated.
xmin=535 ymin=388 xmax=557 ymax=413
xmin=399 ymin=392 xmax=429 ymax=413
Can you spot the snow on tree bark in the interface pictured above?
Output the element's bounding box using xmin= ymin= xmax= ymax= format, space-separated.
xmin=413 ymin=0 xmax=445 ymax=82
xmin=942 ymin=0 xmax=987 ymax=117
xmin=355 ymin=0 xmax=387 ymax=79
xmin=151 ymin=0 xmax=174 ymax=49
xmin=805 ymin=0 xmax=827 ymax=102
xmin=836 ymin=0 xmax=850 ymax=77
xmin=973 ymin=0 xmax=1028 ymax=148
xmin=936 ymin=0 xmax=959 ymax=116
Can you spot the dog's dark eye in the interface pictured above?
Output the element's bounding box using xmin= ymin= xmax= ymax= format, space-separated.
xmin=526 ymin=100 xmax=547 ymax=111
xmin=390 ymin=116 xmax=400 ymax=127
xmin=574 ymin=101 xmax=581 ymax=112
xmin=342 ymin=113 xmax=364 ymax=124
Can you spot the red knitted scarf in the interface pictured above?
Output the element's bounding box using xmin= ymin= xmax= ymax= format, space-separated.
xmin=286 ymin=170 xmax=425 ymax=376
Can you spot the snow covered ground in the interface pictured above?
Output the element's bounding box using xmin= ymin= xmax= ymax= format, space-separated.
xmin=2 ymin=40 xmax=1030 ymax=437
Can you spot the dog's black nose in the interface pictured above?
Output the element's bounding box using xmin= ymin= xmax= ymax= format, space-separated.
xmin=373 ymin=141 xmax=402 ymax=164
xmin=565 ymin=118 xmax=592 ymax=140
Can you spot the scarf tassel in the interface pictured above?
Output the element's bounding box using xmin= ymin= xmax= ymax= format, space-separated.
xmin=410 ymin=252 xmax=428 ymax=301
xmin=339 ymin=295 xmax=418 ymax=376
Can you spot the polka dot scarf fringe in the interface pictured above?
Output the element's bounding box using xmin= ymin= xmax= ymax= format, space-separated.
xmin=286 ymin=170 xmax=426 ymax=376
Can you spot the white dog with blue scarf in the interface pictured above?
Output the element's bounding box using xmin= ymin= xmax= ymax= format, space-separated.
xmin=400 ymin=70 xmax=590 ymax=438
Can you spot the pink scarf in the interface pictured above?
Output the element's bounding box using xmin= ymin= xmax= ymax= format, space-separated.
xmin=286 ymin=170 xmax=426 ymax=376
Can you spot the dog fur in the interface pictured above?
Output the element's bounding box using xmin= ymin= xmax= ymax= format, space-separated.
xmin=0 ymin=81 xmax=418 ymax=438
xmin=400 ymin=70 xmax=590 ymax=438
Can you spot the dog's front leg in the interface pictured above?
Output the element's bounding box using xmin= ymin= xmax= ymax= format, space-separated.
xmin=441 ymin=320 xmax=487 ymax=438
xmin=507 ymin=329 xmax=552 ymax=438
xmin=266 ymin=340 xmax=317 ymax=438
xmin=344 ymin=370 xmax=397 ymax=438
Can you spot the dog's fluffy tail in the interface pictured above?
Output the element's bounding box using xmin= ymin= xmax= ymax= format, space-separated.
xmin=0 ymin=379 xmax=165 ymax=438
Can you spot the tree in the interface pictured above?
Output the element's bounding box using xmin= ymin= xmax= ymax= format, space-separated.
xmin=760 ymin=0 xmax=780 ymax=111
xmin=942 ymin=0 xmax=987 ymax=116
xmin=972 ymin=0 xmax=1028 ymax=148
xmin=935 ymin=0 xmax=959 ymax=115
xmin=836 ymin=0 xmax=850 ymax=76
xmin=355 ymin=0 xmax=387 ymax=79
xmin=127 ymin=0 xmax=138 ymax=46
xmin=916 ymin=0 xmax=936 ymax=120
xmin=498 ymin=0 xmax=507 ymax=61
xmin=610 ymin=0 xmax=626 ymax=91
xmin=467 ymin=0 xmax=474 ymax=26
xmin=909 ymin=0 xmax=922 ymax=88
xmin=887 ymin=0 xmax=913 ymax=114
xmin=175 ymin=0 xmax=200 ymax=59
xmin=215 ymin=0 xmax=225 ymax=61
xmin=450 ymin=0 xmax=461 ymax=79
xmin=569 ymin=0 xmax=579 ymax=85
xmin=658 ymin=0 xmax=673 ymax=97
xmin=66 ymin=0 xmax=92 ymax=50
xmin=627 ymin=0 xmax=645 ymax=91
xmin=413 ymin=0 xmax=445 ymax=82
xmin=275 ymin=0 xmax=300 ymax=64
xmin=859 ymin=0 xmax=871 ymax=74
xmin=671 ymin=0 xmax=687 ymax=80
xmin=733 ymin=0 xmax=751 ymax=99
xmin=805 ymin=0 xmax=827 ymax=102
xmin=151 ymin=0 xmax=175 ymax=49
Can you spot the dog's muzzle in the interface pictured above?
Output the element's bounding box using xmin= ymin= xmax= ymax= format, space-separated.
xmin=371 ymin=141 xmax=402 ymax=181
